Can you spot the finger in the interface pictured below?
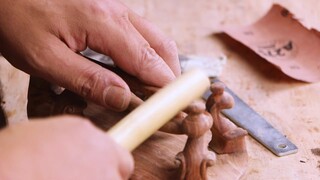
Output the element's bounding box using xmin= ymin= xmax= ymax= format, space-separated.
xmin=29 ymin=34 xmax=131 ymax=111
xmin=115 ymin=141 xmax=134 ymax=179
xmin=128 ymin=10 xmax=181 ymax=77
xmin=65 ymin=116 xmax=134 ymax=179
xmin=86 ymin=7 xmax=176 ymax=87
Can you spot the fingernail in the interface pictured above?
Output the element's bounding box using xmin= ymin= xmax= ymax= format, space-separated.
xmin=103 ymin=86 xmax=129 ymax=111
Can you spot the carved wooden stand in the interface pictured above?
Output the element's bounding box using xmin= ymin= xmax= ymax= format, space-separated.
xmin=206 ymin=82 xmax=247 ymax=154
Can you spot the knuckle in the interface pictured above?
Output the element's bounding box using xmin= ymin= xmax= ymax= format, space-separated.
xmin=88 ymin=0 xmax=130 ymax=26
xmin=136 ymin=46 xmax=163 ymax=76
xmin=88 ymin=1 xmax=108 ymax=17
xmin=159 ymin=38 xmax=178 ymax=57
xmin=77 ymin=69 xmax=104 ymax=101
xmin=63 ymin=35 xmax=87 ymax=53
xmin=113 ymin=10 xmax=131 ymax=30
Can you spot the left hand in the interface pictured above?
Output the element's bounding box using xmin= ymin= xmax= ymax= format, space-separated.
xmin=0 ymin=0 xmax=181 ymax=111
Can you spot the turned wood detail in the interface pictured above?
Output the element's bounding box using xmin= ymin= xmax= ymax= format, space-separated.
xmin=175 ymin=100 xmax=215 ymax=180
xmin=206 ymin=82 xmax=247 ymax=154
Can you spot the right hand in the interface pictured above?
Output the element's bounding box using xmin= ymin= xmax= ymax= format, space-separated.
xmin=0 ymin=115 xmax=133 ymax=180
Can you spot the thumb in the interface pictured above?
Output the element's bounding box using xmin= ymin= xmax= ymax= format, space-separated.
xmin=31 ymin=36 xmax=131 ymax=111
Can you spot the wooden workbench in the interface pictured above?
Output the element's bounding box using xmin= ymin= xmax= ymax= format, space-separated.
xmin=121 ymin=0 xmax=320 ymax=179
xmin=0 ymin=0 xmax=319 ymax=179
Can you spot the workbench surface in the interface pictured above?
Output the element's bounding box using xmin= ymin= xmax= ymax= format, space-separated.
xmin=1 ymin=0 xmax=319 ymax=179
xmin=122 ymin=0 xmax=320 ymax=179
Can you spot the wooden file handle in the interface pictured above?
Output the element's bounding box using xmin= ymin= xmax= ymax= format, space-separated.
xmin=107 ymin=69 xmax=210 ymax=151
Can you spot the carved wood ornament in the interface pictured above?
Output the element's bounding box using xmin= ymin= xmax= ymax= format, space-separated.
xmin=206 ymin=82 xmax=247 ymax=154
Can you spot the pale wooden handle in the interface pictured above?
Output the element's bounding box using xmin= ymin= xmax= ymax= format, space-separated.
xmin=107 ymin=69 xmax=210 ymax=151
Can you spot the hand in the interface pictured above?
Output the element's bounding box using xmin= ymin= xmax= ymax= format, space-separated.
xmin=0 ymin=0 xmax=181 ymax=111
xmin=0 ymin=116 xmax=133 ymax=180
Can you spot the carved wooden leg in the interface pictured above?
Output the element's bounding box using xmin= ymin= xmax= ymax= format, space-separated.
xmin=206 ymin=82 xmax=247 ymax=154
xmin=175 ymin=101 xmax=216 ymax=180
xmin=175 ymin=152 xmax=186 ymax=180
